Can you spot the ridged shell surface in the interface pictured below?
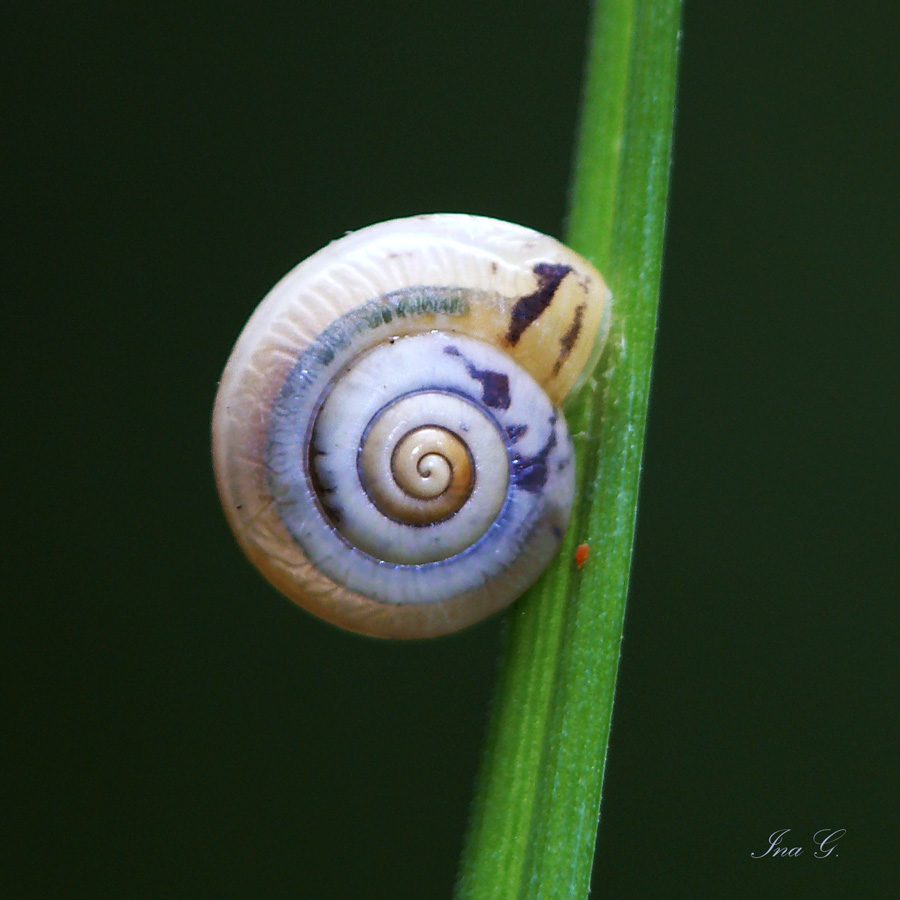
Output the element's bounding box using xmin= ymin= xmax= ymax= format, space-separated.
xmin=212 ymin=214 xmax=611 ymax=638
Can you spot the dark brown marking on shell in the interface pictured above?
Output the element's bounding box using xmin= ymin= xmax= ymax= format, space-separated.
xmin=443 ymin=346 xmax=511 ymax=409
xmin=551 ymin=302 xmax=586 ymax=377
xmin=512 ymin=414 xmax=559 ymax=493
xmin=505 ymin=263 xmax=572 ymax=347
xmin=312 ymin=468 xmax=343 ymax=523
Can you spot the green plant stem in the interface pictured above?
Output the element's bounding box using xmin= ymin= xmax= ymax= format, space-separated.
xmin=454 ymin=2 xmax=682 ymax=898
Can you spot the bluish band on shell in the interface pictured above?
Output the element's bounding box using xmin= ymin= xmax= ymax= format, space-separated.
xmin=267 ymin=301 xmax=575 ymax=606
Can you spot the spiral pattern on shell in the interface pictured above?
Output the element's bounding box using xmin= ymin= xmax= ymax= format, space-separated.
xmin=212 ymin=214 xmax=611 ymax=638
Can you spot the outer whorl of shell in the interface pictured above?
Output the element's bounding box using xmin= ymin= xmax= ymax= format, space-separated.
xmin=212 ymin=214 xmax=611 ymax=639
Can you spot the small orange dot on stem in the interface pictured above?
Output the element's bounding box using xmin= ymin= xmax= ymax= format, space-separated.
xmin=575 ymin=543 xmax=589 ymax=570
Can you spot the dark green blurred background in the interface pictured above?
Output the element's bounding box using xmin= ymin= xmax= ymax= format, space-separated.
xmin=4 ymin=2 xmax=898 ymax=897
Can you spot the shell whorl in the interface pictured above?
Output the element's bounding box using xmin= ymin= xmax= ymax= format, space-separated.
xmin=212 ymin=214 xmax=611 ymax=639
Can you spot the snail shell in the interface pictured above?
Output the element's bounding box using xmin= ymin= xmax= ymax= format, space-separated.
xmin=212 ymin=214 xmax=611 ymax=639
